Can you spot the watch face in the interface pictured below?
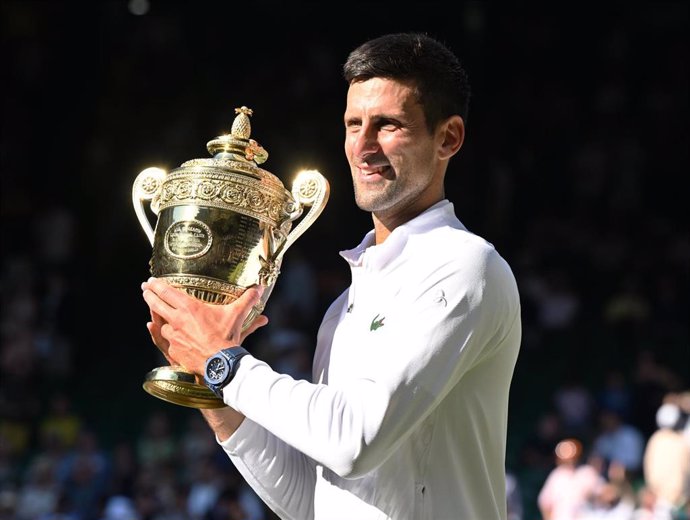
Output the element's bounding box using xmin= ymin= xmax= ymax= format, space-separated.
xmin=205 ymin=355 xmax=229 ymax=385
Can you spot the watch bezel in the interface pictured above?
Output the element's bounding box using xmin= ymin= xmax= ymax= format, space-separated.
xmin=203 ymin=346 xmax=249 ymax=398
xmin=205 ymin=354 xmax=230 ymax=385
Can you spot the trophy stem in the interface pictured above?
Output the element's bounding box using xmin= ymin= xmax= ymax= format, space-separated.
xmin=143 ymin=366 xmax=226 ymax=409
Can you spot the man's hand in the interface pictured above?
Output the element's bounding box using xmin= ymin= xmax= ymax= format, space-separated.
xmin=141 ymin=277 xmax=269 ymax=375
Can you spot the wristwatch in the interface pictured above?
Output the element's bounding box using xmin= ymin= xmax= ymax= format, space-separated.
xmin=203 ymin=346 xmax=249 ymax=398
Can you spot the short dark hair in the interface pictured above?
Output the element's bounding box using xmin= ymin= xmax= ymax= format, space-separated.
xmin=343 ymin=32 xmax=471 ymax=132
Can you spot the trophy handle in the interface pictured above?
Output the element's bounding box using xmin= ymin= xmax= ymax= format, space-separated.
xmin=276 ymin=169 xmax=330 ymax=261
xmin=132 ymin=167 xmax=167 ymax=246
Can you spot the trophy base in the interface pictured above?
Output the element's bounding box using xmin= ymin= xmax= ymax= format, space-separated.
xmin=143 ymin=366 xmax=226 ymax=409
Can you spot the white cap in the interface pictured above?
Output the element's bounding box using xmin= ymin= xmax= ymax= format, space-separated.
xmin=656 ymin=403 xmax=681 ymax=429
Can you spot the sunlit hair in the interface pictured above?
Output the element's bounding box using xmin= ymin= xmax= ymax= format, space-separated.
xmin=343 ymin=32 xmax=471 ymax=133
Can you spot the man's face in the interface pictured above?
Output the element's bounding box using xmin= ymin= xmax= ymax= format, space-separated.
xmin=344 ymin=78 xmax=445 ymax=224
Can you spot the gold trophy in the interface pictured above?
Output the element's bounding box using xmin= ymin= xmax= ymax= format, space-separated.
xmin=132 ymin=106 xmax=329 ymax=408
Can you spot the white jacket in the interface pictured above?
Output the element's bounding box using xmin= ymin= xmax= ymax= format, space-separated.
xmin=219 ymin=200 xmax=522 ymax=520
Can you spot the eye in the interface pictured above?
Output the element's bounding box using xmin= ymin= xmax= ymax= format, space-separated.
xmin=375 ymin=117 xmax=402 ymax=132
xmin=345 ymin=120 xmax=362 ymax=133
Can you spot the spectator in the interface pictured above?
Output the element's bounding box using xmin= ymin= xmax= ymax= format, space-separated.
xmin=597 ymin=370 xmax=633 ymax=422
xmin=553 ymin=375 xmax=595 ymax=438
xmin=632 ymin=486 xmax=659 ymax=520
xmin=98 ymin=495 xmax=140 ymax=520
xmin=15 ymin=459 xmax=60 ymax=520
xmin=38 ymin=394 xmax=82 ymax=451
xmin=578 ymin=480 xmax=636 ymax=520
xmin=136 ymin=411 xmax=177 ymax=470
xmin=537 ymin=438 xmax=604 ymax=520
xmin=592 ymin=408 xmax=645 ymax=476
xmin=643 ymin=393 xmax=690 ymax=518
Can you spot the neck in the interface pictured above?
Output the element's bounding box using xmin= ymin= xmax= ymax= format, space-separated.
xmin=371 ymin=198 xmax=443 ymax=244
xmin=372 ymin=218 xmax=392 ymax=245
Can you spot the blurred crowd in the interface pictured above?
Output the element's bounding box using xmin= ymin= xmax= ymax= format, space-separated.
xmin=518 ymin=387 xmax=690 ymax=520
xmin=1 ymin=2 xmax=688 ymax=519
xmin=532 ymin=396 xmax=689 ymax=519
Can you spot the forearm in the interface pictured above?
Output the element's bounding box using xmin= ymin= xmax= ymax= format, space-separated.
xmin=199 ymin=406 xmax=245 ymax=441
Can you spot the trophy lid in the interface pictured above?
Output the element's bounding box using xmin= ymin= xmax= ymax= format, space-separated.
xmin=174 ymin=105 xmax=284 ymax=187
xmin=206 ymin=106 xmax=269 ymax=164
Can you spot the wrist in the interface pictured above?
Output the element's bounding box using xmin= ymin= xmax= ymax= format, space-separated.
xmin=200 ymin=408 xmax=246 ymax=441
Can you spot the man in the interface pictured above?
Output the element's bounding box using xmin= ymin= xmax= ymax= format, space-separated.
xmin=142 ymin=32 xmax=522 ymax=520
xmin=643 ymin=394 xmax=690 ymax=516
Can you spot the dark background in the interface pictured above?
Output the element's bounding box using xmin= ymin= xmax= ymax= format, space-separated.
xmin=1 ymin=1 xmax=688 ymax=518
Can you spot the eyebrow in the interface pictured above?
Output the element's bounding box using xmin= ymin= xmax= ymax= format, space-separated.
xmin=344 ymin=114 xmax=405 ymax=126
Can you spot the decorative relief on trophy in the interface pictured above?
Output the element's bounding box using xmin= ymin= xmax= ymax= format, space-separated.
xmin=132 ymin=106 xmax=329 ymax=408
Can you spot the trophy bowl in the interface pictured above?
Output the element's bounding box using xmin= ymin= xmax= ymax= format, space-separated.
xmin=132 ymin=106 xmax=329 ymax=408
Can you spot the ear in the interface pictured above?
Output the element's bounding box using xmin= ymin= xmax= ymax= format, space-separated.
xmin=437 ymin=115 xmax=465 ymax=160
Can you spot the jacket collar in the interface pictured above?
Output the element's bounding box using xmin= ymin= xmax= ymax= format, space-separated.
xmin=340 ymin=200 xmax=464 ymax=270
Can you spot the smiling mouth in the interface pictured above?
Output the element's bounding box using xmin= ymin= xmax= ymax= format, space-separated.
xmin=358 ymin=164 xmax=391 ymax=177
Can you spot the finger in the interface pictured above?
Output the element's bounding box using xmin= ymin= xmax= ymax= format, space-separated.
xmin=160 ymin=322 xmax=176 ymax=342
xmin=142 ymin=277 xmax=193 ymax=310
xmin=146 ymin=316 xmax=168 ymax=344
xmin=143 ymin=289 xmax=177 ymax=323
xmin=150 ymin=309 xmax=165 ymax=328
xmin=226 ymin=286 xmax=265 ymax=337
xmin=146 ymin=321 xmax=172 ymax=361
xmin=235 ymin=286 xmax=264 ymax=314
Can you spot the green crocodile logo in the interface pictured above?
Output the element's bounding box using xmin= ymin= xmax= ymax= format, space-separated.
xmin=370 ymin=314 xmax=385 ymax=331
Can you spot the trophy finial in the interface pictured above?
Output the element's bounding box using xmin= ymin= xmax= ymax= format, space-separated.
xmin=231 ymin=106 xmax=253 ymax=139
xmin=207 ymin=105 xmax=268 ymax=164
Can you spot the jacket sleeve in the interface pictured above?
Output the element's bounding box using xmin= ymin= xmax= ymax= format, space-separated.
xmin=219 ymin=416 xmax=317 ymax=520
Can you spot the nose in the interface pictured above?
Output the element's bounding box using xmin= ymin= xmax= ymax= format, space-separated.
xmin=349 ymin=123 xmax=379 ymax=158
